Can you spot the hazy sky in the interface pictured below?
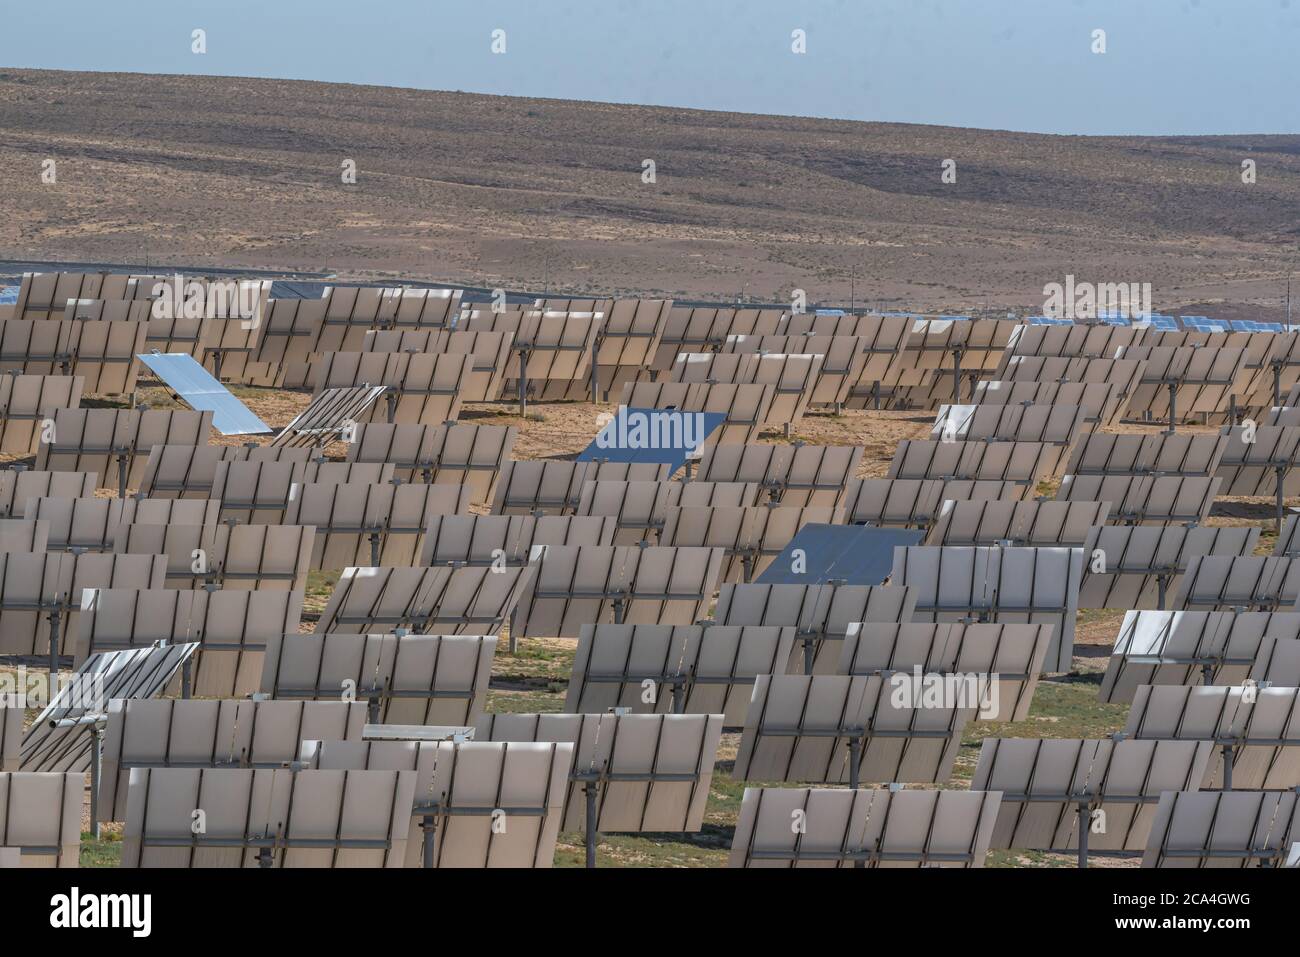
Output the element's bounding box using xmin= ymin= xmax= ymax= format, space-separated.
xmin=6 ymin=0 xmax=1299 ymax=135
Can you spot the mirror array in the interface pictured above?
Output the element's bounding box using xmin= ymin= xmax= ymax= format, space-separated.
xmin=3 ymin=271 xmax=1299 ymax=869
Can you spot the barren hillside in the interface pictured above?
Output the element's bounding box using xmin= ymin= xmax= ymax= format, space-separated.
xmin=1 ymin=68 xmax=1297 ymax=312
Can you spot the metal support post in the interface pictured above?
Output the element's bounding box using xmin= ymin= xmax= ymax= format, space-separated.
xmin=90 ymin=728 xmax=104 ymax=840
xmin=1077 ymin=801 xmax=1090 ymax=869
xmin=48 ymin=605 xmax=62 ymax=685
xmin=421 ymin=813 xmax=438 ymax=869
xmin=518 ymin=350 xmax=528 ymax=417
xmin=584 ymin=781 xmax=599 ymax=869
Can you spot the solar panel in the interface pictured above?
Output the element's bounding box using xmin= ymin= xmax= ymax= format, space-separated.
xmin=260 ymin=632 xmax=496 ymax=726
xmin=20 ymin=642 xmax=197 ymax=772
xmin=136 ymin=352 xmax=270 ymax=435
xmin=313 ymin=351 xmax=473 ymax=426
xmin=464 ymin=309 xmax=602 ymax=403
xmin=734 ymin=674 xmax=973 ymax=785
xmin=1118 ymin=345 xmax=1249 ymax=426
xmin=619 ymin=382 xmax=777 ymax=444
xmin=1265 ymin=406 xmax=1300 ymax=427
xmin=475 ymin=712 xmax=724 ymax=854
xmin=926 ymin=499 xmax=1107 ymax=548
xmin=652 ymin=307 xmax=786 ymax=371
xmin=24 ymin=495 xmax=138 ymax=551
xmin=1099 ymin=610 xmax=1300 ymax=703
xmin=757 ymin=524 xmax=923 ymax=586
xmin=0 ymin=469 xmax=97 ymax=517
xmin=1143 ymin=790 xmax=1300 ymax=867
xmin=839 ymin=622 xmax=1052 ymax=722
xmin=729 ymin=787 xmax=1001 ymax=868
xmin=971 ymin=380 xmax=1125 ymax=427
xmin=282 ymin=481 xmax=470 ymax=568
xmin=576 ymin=406 xmax=725 ymax=473
xmin=1215 ymin=424 xmax=1300 ymax=505
xmin=998 ymin=325 xmax=1145 ymax=368
xmin=842 ymin=477 xmax=1030 ymax=527
xmin=345 ymin=422 xmax=516 ymax=501
xmin=136 ymin=444 xmax=312 ymax=500
xmin=514 ymin=544 xmax=723 ymax=637
xmin=492 ymin=459 xmax=668 ymax=515
xmin=1056 ymin=473 xmax=1220 ymax=525
xmin=998 ymin=357 xmax=1146 ymax=407
xmin=1079 ymin=526 xmax=1260 ymax=610
xmin=1173 ymin=555 xmax=1300 ymax=611
xmin=535 ymin=298 xmax=668 ymax=400
xmin=317 ymin=564 xmax=533 ymax=635
xmin=971 ymin=737 xmax=1214 ymax=857
xmin=661 ymin=505 xmax=840 ymax=582
xmin=97 ymin=699 xmax=367 ymax=823
xmin=565 ymin=623 xmax=796 ymax=725
xmin=722 ymin=334 xmax=870 ymax=408
xmin=360 ymin=328 xmax=514 ymax=401
xmin=930 ymin=404 xmax=1086 ymax=461
xmin=1276 ymin=513 xmax=1300 ymax=557
xmin=64 ymin=320 xmax=149 ymax=395
xmin=1065 ymin=432 xmax=1227 ymax=477
xmin=421 ymin=514 xmax=616 ymax=567
xmin=888 ymin=440 xmax=1055 ymax=486
xmin=1178 ymin=316 xmax=1229 ymax=333
xmin=75 ymin=588 xmax=303 ymax=696
xmin=0 ymin=518 xmax=46 ymax=552
xmin=0 ymin=772 xmax=82 ymax=867
xmin=891 ymin=545 xmax=1083 ymax=673
xmin=692 ymin=443 xmax=863 ymax=507
xmin=121 ymin=766 xmax=419 ymax=867
xmin=576 ymin=480 xmax=758 ymax=544
xmin=211 ymin=459 xmax=393 ymax=523
xmin=714 ymin=582 xmax=916 ymax=674
xmin=1253 ymin=632 xmax=1300 ymax=685
xmin=0 ymin=550 xmax=166 ymax=658
xmin=1123 ymin=684 xmax=1300 ymax=790
xmin=36 ymin=408 xmax=214 ymax=495
xmin=0 ymin=374 xmax=82 ymax=455
xmin=1231 ymin=320 xmax=1286 ymax=333
xmin=270 ymin=385 xmax=385 ymax=448
xmin=298 ymin=739 xmax=572 ymax=868
xmin=1 ymin=703 xmax=21 ymax=771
